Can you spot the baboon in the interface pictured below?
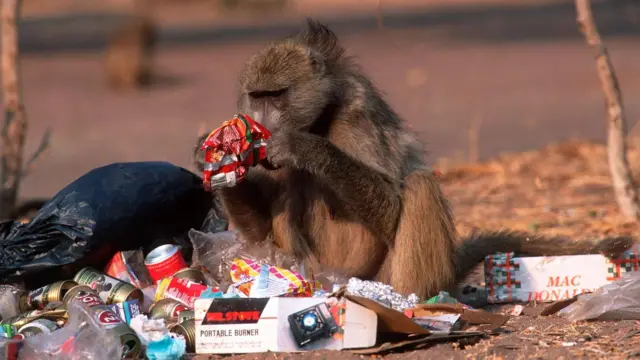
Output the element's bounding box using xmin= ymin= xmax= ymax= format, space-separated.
xmin=195 ymin=19 xmax=636 ymax=299
xmin=104 ymin=16 xmax=156 ymax=90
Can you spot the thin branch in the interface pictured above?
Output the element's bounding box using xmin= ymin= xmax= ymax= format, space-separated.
xmin=575 ymin=0 xmax=640 ymax=219
xmin=21 ymin=128 xmax=52 ymax=178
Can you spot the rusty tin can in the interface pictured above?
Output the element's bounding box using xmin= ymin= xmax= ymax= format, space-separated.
xmin=149 ymin=298 xmax=189 ymax=321
xmin=66 ymin=289 xmax=141 ymax=358
xmin=171 ymin=319 xmax=195 ymax=353
xmin=26 ymin=280 xmax=78 ymax=310
xmin=172 ymin=267 xmax=207 ymax=285
xmin=73 ymin=268 xmax=143 ymax=306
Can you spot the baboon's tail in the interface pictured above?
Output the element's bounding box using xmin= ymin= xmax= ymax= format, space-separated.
xmin=454 ymin=230 xmax=636 ymax=284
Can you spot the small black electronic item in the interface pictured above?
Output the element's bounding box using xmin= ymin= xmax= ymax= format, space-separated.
xmin=288 ymin=302 xmax=339 ymax=347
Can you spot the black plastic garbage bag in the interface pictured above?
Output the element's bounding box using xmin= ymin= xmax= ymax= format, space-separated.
xmin=0 ymin=161 xmax=224 ymax=286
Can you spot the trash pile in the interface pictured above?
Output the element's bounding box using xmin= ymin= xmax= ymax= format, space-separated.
xmin=0 ymin=227 xmax=500 ymax=359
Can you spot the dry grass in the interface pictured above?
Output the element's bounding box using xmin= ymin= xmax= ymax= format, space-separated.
xmin=440 ymin=139 xmax=640 ymax=240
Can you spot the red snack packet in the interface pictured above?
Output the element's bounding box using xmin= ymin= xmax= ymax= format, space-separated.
xmin=200 ymin=114 xmax=272 ymax=191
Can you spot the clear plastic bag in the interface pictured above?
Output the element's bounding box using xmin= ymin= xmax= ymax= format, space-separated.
xmin=0 ymin=285 xmax=25 ymax=321
xmin=559 ymin=272 xmax=640 ymax=322
xmin=188 ymin=229 xmax=303 ymax=289
xmin=17 ymin=300 xmax=124 ymax=359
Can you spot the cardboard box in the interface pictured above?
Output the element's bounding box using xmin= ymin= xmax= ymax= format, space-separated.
xmin=194 ymin=297 xmax=378 ymax=354
xmin=484 ymin=245 xmax=640 ymax=303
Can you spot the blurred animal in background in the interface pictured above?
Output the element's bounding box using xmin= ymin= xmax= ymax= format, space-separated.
xmin=105 ymin=16 xmax=157 ymax=91
xmin=8 ymin=199 xmax=49 ymax=223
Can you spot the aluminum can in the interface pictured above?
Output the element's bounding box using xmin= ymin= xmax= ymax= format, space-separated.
xmin=149 ymin=298 xmax=189 ymax=321
xmin=1 ymin=309 xmax=68 ymax=329
xmin=73 ymin=268 xmax=143 ymax=306
xmin=17 ymin=318 xmax=59 ymax=337
xmin=25 ymin=280 xmax=78 ymax=310
xmin=172 ymin=267 xmax=207 ymax=285
xmin=177 ymin=310 xmax=194 ymax=323
xmin=145 ymin=244 xmax=187 ymax=283
xmin=171 ymin=319 xmax=195 ymax=353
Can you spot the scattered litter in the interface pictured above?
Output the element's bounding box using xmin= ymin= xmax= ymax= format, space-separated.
xmin=130 ymin=314 xmax=186 ymax=360
xmin=558 ymin=272 xmax=640 ymax=322
xmin=405 ymin=303 xmax=510 ymax=333
xmin=339 ymin=278 xmax=419 ymax=311
xmin=231 ymin=258 xmax=321 ymax=298
xmin=511 ymin=304 xmax=525 ymax=316
xmin=425 ymin=291 xmax=473 ymax=309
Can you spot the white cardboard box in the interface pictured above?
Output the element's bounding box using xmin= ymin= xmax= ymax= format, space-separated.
xmin=194 ymin=297 xmax=378 ymax=354
xmin=484 ymin=244 xmax=640 ymax=303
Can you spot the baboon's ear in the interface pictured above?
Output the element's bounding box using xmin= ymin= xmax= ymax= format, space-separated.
xmin=296 ymin=18 xmax=345 ymax=63
xmin=306 ymin=48 xmax=326 ymax=75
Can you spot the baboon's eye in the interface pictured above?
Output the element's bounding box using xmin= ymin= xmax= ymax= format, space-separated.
xmin=249 ymin=87 xmax=288 ymax=99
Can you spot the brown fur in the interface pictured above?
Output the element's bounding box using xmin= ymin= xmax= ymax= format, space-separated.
xmin=105 ymin=16 xmax=156 ymax=90
xmin=195 ymin=19 xmax=637 ymax=299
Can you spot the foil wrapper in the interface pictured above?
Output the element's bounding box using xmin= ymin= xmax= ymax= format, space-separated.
xmin=334 ymin=278 xmax=420 ymax=311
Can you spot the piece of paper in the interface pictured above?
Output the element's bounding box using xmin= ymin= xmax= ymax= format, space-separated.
xmin=413 ymin=314 xmax=461 ymax=334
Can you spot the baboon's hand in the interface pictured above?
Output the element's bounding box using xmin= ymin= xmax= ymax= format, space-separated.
xmin=266 ymin=132 xmax=299 ymax=168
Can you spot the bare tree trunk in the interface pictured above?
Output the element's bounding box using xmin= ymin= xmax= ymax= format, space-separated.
xmin=575 ymin=0 xmax=640 ymax=219
xmin=376 ymin=0 xmax=384 ymax=30
xmin=0 ymin=0 xmax=26 ymax=219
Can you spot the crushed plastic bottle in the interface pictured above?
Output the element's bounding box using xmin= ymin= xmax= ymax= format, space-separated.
xmin=17 ymin=298 xmax=124 ymax=360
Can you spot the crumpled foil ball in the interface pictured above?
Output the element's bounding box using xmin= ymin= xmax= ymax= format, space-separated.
xmin=334 ymin=278 xmax=420 ymax=311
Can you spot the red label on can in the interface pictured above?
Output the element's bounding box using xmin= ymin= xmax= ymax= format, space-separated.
xmin=97 ymin=310 xmax=123 ymax=325
xmin=105 ymin=252 xmax=136 ymax=286
xmin=156 ymin=277 xmax=217 ymax=308
xmin=171 ymin=304 xmax=189 ymax=317
xmin=146 ymin=249 xmax=187 ymax=283
xmin=76 ymin=292 xmax=103 ymax=307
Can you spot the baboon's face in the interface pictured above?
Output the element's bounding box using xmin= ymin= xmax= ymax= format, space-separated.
xmin=237 ymin=42 xmax=332 ymax=134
